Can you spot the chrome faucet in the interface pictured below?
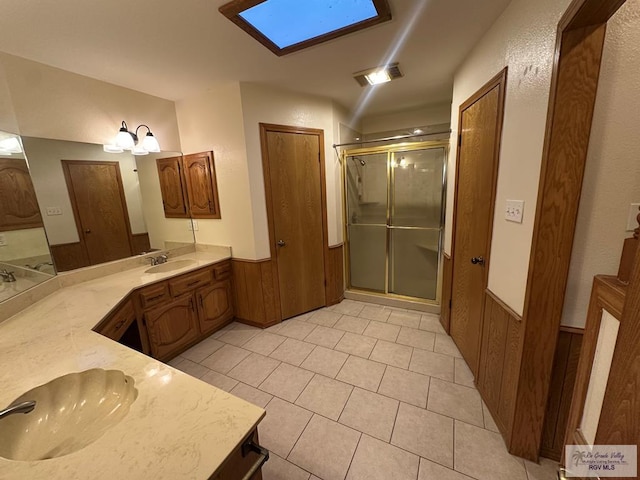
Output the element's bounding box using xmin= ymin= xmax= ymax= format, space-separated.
xmin=149 ymin=254 xmax=169 ymax=266
xmin=0 ymin=269 xmax=16 ymax=282
xmin=0 ymin=401 xmax=36 ymax=420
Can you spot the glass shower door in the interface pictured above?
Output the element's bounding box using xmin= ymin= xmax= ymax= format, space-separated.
xmin=346 ymin=152 xmax=387 ymax=292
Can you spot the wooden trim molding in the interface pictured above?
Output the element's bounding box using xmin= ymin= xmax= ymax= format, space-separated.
xmin=440 ymin=253 xmax=452 ymax=333
xmin=231 ymin=258 xmax=279 ymax=328
xmin=540 ymin=326 xmax=584 ymax=461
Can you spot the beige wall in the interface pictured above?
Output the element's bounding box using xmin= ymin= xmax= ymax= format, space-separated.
xmin=446 ymin=0 xmax=572 ymax=315
xmin=361 ymin=102 xmax=451 ymax=134
xmin=562 ymin=0 xmax=640 ymax=328
xmin=0 ymin=52 xmax=181 ymax=151
xmin=239 ymin=82 xmax=345 ymax=259
xmin=175 ymin=83 xmax=257 ymax=259
xmin=0 ymin=229 xmax=50 ymax=262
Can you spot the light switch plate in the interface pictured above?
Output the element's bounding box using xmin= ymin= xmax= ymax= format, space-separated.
xmin=626 ymin=203 xmax=640 ymax=231
xmin=0 ymin=233 xmax=6 ymax=246
xmin=505 ymin=200 xmax=525 ymax=224
xmin=46 ymin=206 xmax=63 ymax=216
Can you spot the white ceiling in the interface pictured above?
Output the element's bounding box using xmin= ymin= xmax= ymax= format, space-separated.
xmin=0 ymin=0 xmax=511 ymax=117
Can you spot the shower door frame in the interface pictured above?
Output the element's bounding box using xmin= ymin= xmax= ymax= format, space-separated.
xmin=341 ymin=140 xmax=449 ymax=305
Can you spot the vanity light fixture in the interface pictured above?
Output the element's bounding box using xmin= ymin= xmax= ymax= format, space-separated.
xmin=103 ymin=121 xmax=161 ymax=155
xmin=353 ymin=63 xmax=403 ymax=87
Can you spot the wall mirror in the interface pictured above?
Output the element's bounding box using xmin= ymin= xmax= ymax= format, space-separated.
xmin=0 ymin=131 xmax=55 ymax=302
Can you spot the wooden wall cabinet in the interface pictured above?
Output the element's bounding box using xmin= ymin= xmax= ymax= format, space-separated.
xmin=0 ymin=158 xmax=44 ymax=231
xmin=156 ymin=151 xmax=221 ymax=220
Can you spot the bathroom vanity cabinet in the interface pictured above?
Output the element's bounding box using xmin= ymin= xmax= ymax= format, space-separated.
xmin=94 ymin=259 xmax=235 ymax=362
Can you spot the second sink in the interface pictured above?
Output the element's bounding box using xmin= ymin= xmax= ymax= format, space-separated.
xmin=144 ymin=259 xmax=195 ymax=274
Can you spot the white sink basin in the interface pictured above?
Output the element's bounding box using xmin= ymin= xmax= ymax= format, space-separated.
xmin=0 ymin=369 xmax=138 ymax=461
xmin=144 ymin=259 xmax=195 ymax=274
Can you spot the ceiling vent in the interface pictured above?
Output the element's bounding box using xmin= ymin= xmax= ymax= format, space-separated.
xmin=353 ymin=63 xmax=403 ymax=87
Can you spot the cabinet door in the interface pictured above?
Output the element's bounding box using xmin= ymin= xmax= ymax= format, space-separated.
xmin=156 ymin=156 xmax=189 ymax=218
xmin=145 ymin=294 xmax=200 ymax=360
xmin=0 ymin=158 xmax=44 ymax=231
xmin=197 ymin=279 xmax=234 ymax=335
xmin=183 ymin=151 xmax=221 ymax=219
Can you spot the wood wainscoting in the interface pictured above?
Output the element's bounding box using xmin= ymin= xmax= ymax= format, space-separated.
xmin=131 ymin=233 xmax=151 ymax=255
xmin=231 ymin=258 xmax=280 ymax=328
xmin=477 ymin=289 xmax=523 ymax=439
xmin=50 ymin=242 xmax=90 ymax=272
xmin=326 ymin=244 xmax=345 ymax=306
xmin=440 ymin=253 xmax=452 ymax=333
xmin=540 ymin=326 xmax=584 ymax=461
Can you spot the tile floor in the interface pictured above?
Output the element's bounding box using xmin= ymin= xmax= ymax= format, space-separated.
xmin=169 ymin=299 xmax=559 ymax=480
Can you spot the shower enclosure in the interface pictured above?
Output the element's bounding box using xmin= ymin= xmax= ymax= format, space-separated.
xmin=343 ymin=141 xmax=447 ymax=304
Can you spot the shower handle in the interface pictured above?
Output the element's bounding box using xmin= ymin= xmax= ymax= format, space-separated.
xmin=471 ymin=256 xmax=485 ymax=266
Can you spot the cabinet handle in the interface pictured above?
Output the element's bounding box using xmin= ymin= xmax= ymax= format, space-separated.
xmin=114 ymin=320 xmax=126 ymax=330
xmin=187 ymin=280 xmax=200 ymax=287
xmin=199 ymin=295 xmax=203 ymax=309
xmin=189 ymin=298 xmax=195 ymax=312
xmin=241 ymin=440 xmax=269 ymax=480
xmin=147 ymin=293 xmax=165 ymax=302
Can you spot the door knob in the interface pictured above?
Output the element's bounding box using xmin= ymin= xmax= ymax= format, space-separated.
xmin=277 ymin=240 xmax=286 ymax=247
xmin=471 ymin=256 xmax=485 ymax=265
xmin=84 ymin=229 xmax=91 ymax=234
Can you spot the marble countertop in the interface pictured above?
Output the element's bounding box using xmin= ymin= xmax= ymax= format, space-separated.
xmin=0 ymin=250 xmax=266 ymax=479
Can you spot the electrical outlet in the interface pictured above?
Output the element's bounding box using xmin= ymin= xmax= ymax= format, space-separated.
xmin=0 ymin=233 xmax=6 ymax=246
xmin=46 ymin=206 xmax=62 ymax=216
xmin=627 ymin=203 xmax=640 ymax=231
xmin=505 ymin=200 xmax=525 ymax=224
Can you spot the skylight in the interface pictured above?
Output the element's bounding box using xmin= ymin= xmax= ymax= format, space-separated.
xmin=220 ymin=0 xmax=392 ymax=56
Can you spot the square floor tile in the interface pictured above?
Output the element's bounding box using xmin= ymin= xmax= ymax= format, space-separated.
xmin=229 ymin=382 xmax=273 ymax=408
xmin=303 ymin=325 xmax=345 ymax=348
xmin=369 ymin=340 xmax=413 ymax=369
xmin=175 ymin=359 xmax=210 ymax=378
xmin=396 ymin=327 xmax=435 ymax=351
xmin=259 ymin=397 xmax=312 ymax=458
xmin=218 ymin=327 xmax=259 ymax=347
xmin=295 ymin=374 xmax=353 ymax=420
xmin=259 ymin=363 xmax=314 ymax=402
xmin=227 ymin=353 xmax=281 ymax=387
xmin=335 ymin=333 xmax=377 ymax=358
xmin=269 ymin=338 xmax=315 ymax=366
xmin=211 ymin=322 xmax=237 ymax=338
xmin=420 ymin=314 xmax=447 ymax=334
xmin=347 ymin=434 xmax=419 ymax=480
xmin=434 ymin=334 xmax=463 ymax=357
xmin=427 ymin=378 xmax=484 ymax=427
xmin=524 ymin=458 xmax=560 ymax=480
xmin=454 ymin=357 xmax=475 ymax=387
xmin=454 ymin=421 xmax=527 ymax=480
xmin=391 ymin=402 xmax=454 ymax=467
xmin=181 ymin=336 xmax=224 ymax=363
xmin=483 ymin=402 xmax=500 ymax=433
xmin=201 ymin=344 xmax=251 ymax=374
xmin=388 ymin=310 xmax=421 ymax=329
xmin=167 ymin=356 xmax=185 ymax=368
xmin=200 ymin=370 xmax=238 ymax=392
xmin=378 ymin=366 xmax=430 ymax=408
xmin=363 ymin=321 xmax=401 ymax=342
xmin=307 ymin=309 xmax=342 ymax=327
xmin=418 ymin=458 xmax=474 ymax=480
xmin=262 ymin=453 xmax=311 ymax=480
xmin=290 ymin=311 xmax=314 ymax=322
xmin=278 ymin=320 xmax=317 ymax=340
xmin=339 ymin=388 xmax=399 ymax=442
xmin=409 ymin=348 xmax=455 ymax=381
xmin=332 ymin=299 xmax=366 ymax=316
xmin=336 ymin=356 xmax=386 ymax=391
xmin=334 ymin=315 xmax=370 ymax=334
xmin=289 ymin=415 xmax=360 ymax=480
xmin=300 ymin=346 xmax=348 ymax=378
xmin=242 ymin=332 xmax=287 ymax=356
xmin=358 ymin=305 xmax=391 ymax=322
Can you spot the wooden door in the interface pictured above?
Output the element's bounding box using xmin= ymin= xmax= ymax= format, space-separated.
xmin=262 ymin=125 xmax=327 ymax=320
xmin=144 ymin=294 xmax=200 ymax=360
xmin=450 ymin=71 xmax=506 ymax=376
xmin=62 ymin=160 xmax=133 ymax=265
xmin=183 ymin=151 xmax=221 ymax=219
xmin=0 ymin=158 xmax=43 ymax=231
xmin=156 ymin=156 xmax=189 ymax=218
xmin=197 ymin=279 xmax=234 ymax=334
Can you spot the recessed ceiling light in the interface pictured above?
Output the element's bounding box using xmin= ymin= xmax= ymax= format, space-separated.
xmin=220 ymin=0 xmax=392 ymax=56
xmin=353 ymin=63 xmax=403 ymax=87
